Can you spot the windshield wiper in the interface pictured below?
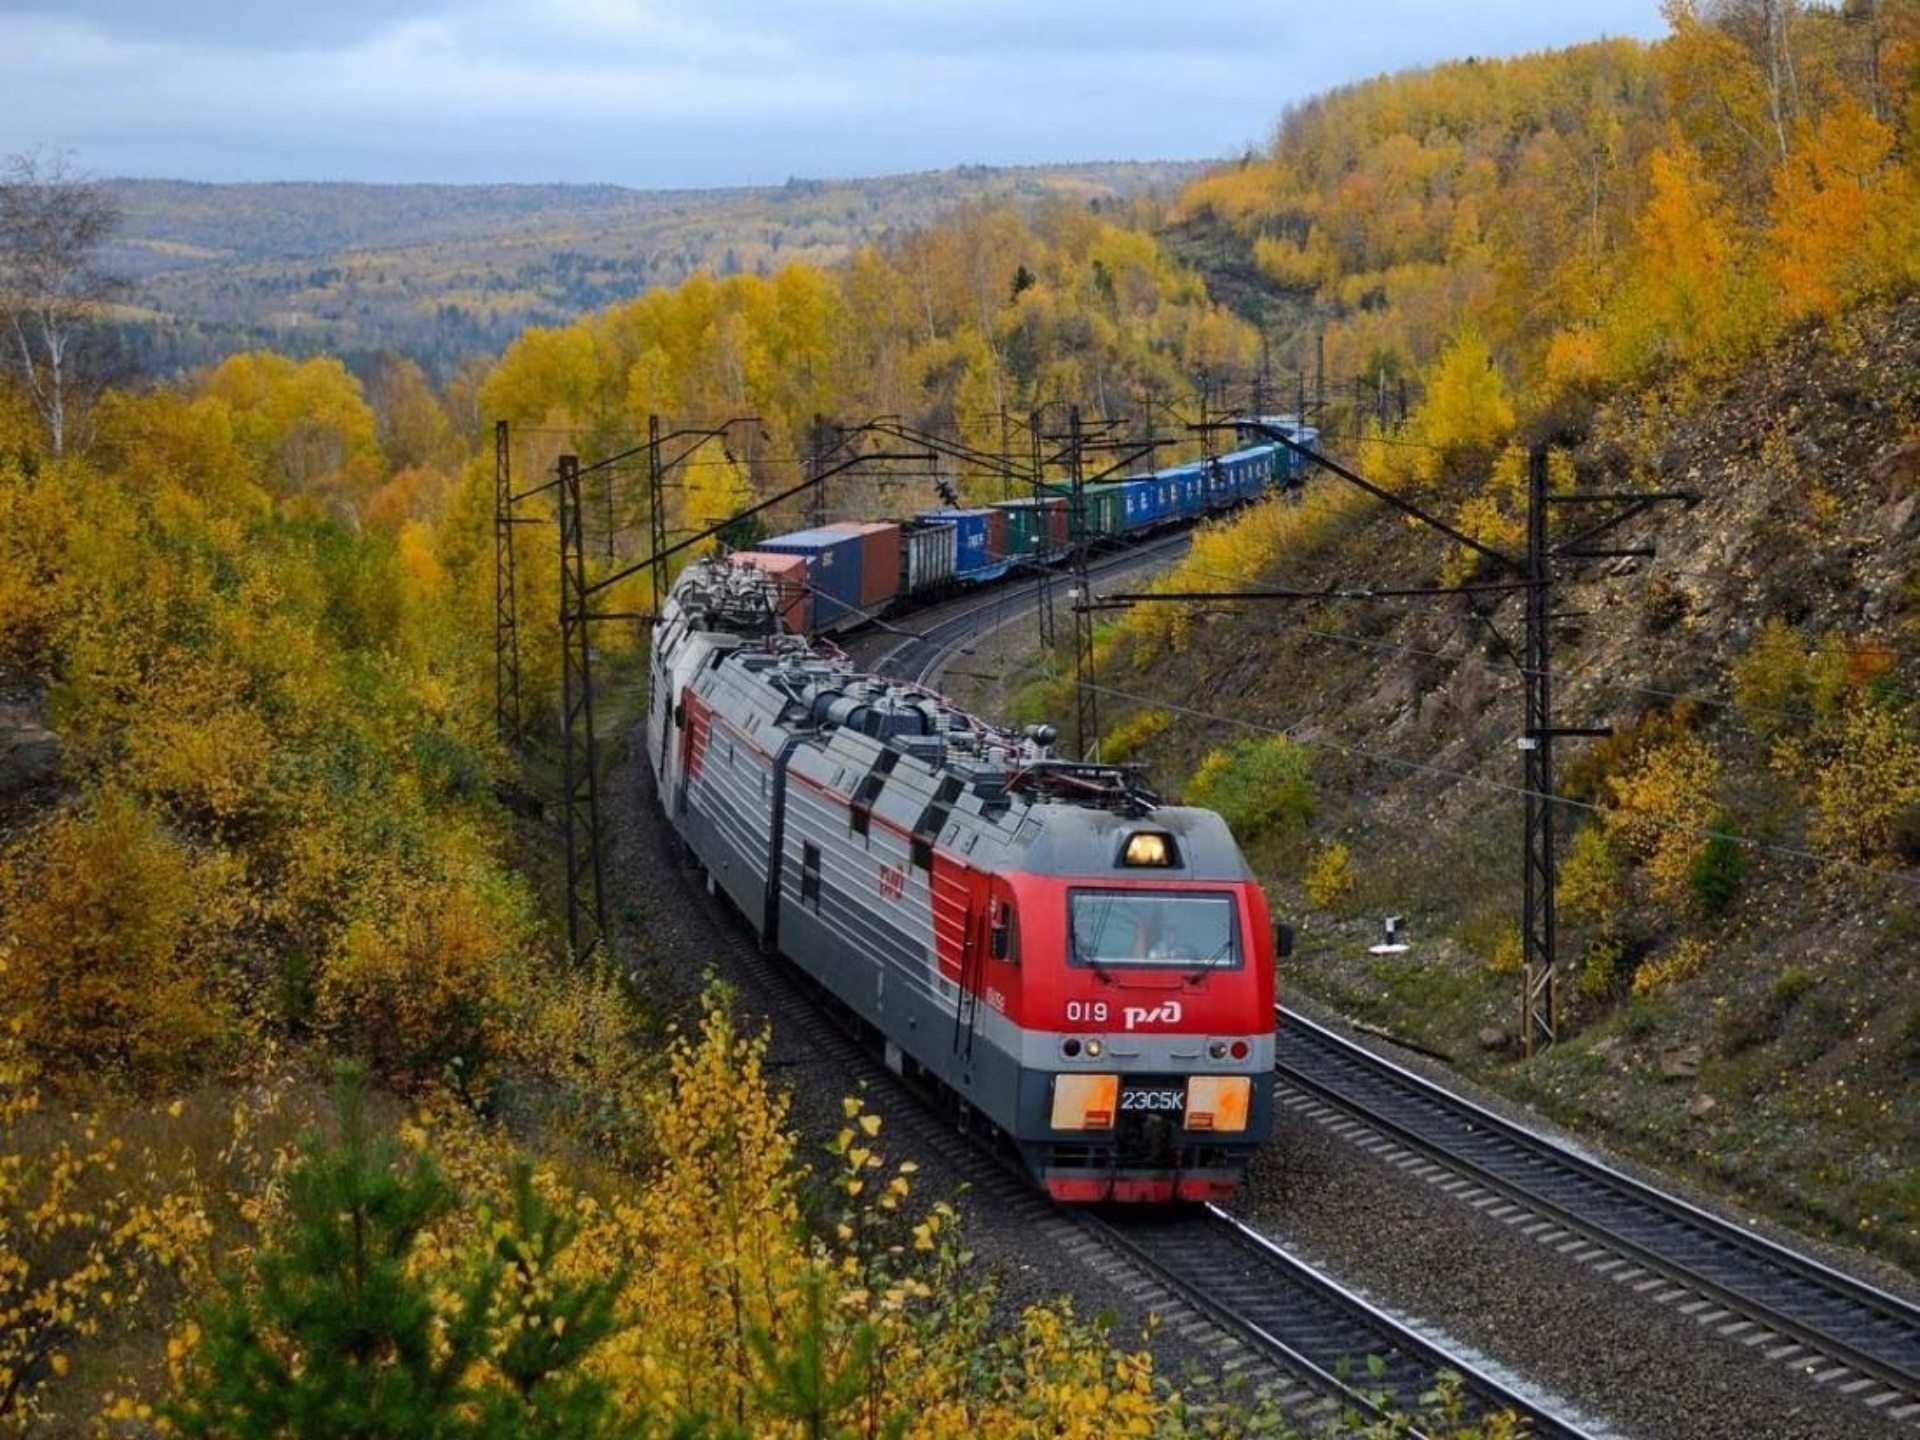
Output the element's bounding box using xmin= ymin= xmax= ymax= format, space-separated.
xmin=1072 ymin=929 xmax=1115 ymax=984
xmin=1184 ymin=943 xmax=1233 ymax=982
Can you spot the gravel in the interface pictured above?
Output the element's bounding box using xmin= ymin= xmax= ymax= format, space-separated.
xmin=603 ymin=676 xmax=1918 ymax=1439
xmin=1236 ymin=996 xmax=1919 ymax=1439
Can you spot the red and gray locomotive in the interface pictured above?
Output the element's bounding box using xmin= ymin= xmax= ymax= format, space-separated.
xmin=648 ymin=556 xmax=1281 ymax=1202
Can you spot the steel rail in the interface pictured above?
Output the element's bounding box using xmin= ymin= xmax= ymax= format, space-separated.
xmin=1277 ymin=1006 xmax=1920 ymax=1409
xmin=1085 ymin=1205 xmax=1597 ymax=1439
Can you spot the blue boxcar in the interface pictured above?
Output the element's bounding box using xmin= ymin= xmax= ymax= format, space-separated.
xmin=1182 ymin=466 xmax=1206 ymax=518
xmin=1235 ymin=418 xmax=1319 ymax=486
xmin=1156 ymin=463 xmax=1202 ymax=520
xmin=1139 ymin=472 xmax=1169 ymax=524
xmin=1210 ymin=444 xmax=1275 ymax=501
xmin=755 ymin=526 xmax=867 ymax=630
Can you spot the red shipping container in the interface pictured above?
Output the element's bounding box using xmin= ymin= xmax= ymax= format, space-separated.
xmin=983 ymin=507 xmax=1008 ymax=561
xmin=825 ymin=521 xmax=902 ymax=610
xmin=1041 ymin=497 xmax=1069 ymax=551
xmin=730 ymin=551 xmax=811 ymax=634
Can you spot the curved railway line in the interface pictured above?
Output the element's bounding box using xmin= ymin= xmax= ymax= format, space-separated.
xmin=1274 ymin=1010 xmax=1920 ymax=1422
xmin=859 ymin=535 xmax=1920 ymax=1431
xmin=853 ymin=530 xmax=1196 ymax=682
xmin=659 ymin=758 xmax=1595 ymax=1438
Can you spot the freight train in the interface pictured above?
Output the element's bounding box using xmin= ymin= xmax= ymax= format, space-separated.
xmin=729 ymin=423 xmax=1315 ymax=635
xmin=647 ymin=554 xmax=1287 ymax=1202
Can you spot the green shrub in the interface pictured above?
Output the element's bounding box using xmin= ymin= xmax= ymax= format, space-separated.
xmin=1184 ymin=734 xmax=1315 ymax=842
xmin=1688 ymin=815 xmax=1748 ymax=918
xmin=1576 ymin=937 xmax=1626 ymax=1001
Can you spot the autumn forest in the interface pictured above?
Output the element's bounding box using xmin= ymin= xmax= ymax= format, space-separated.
xmin=2 ymin=1 xmax=1917 ymax=1434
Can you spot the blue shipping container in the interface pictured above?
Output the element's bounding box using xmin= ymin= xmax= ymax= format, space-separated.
xmin=1114 ymin=478 xmax=1154 ymax=532
xmin=917 ymin=508 xmax=1000 ymax=580
xmin=755 ymin=526 xmax=867 ymax=630
xmin=1155 ymin=465 xmax=1199 ymax=520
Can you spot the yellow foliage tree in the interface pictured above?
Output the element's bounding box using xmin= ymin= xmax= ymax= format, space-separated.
xmin=600 ymin=1000 xmax=809 ymax=1427
xmin=316 ymin=855 xmax=519 ymax=1089
xmin=365 ymin=351 xmax=457 ymax=473
xmin=1558 ymin=822 xmax=1624 ymax=932
xmin=1603 ymin=733 xmax=1723 ymax=906
xmin=0 ymin=789 xmax=235 ymax=1084
xmin=1620 ymin=136 xmax=1750 ymax=368
xmin=197 ymin=353 xmax=383 ymax=520
xmin=1413 ymin=325 xmax=1515 ymax=485
xmin=1305 ymin=841 xmax=1357 ymax=912
xmin=117 ymin=648 xmax=277 ymax=831
xmin=1798 ymin=698 xmax=1920 ymax=866
xmin=1768 ymin=100 xmax=1919 ymax=321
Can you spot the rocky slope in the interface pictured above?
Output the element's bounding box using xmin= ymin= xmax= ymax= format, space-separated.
xmin=1017 ymin=297 xmax=1920 ymax=1275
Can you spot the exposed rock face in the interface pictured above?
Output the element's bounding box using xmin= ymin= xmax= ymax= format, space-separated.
xmin=0 ymin=698 xmax=60 ymax=821
xmin=1059 ymin=296 xmax=1919 ymax=1269
xmin=1659 ymin=1043 xmax=1704 ymax=1080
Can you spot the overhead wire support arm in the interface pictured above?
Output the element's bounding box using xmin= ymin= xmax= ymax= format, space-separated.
xmin=1548 ymin=489 xmax=1700 ymax=561
xmin=1093 ymin=580 xmax=1538 ymax=608
xmin=865 ymin=419 xmax=1035 ymax=485
xmin=570 ymin=414 xmax=761 ymax=482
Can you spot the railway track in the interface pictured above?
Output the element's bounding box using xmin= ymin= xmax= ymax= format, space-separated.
xmin=838 ymin=537 xmax=1612 ymax=1434
xmin=1091 ymin=1204 xmax=1597 ymax=1437
xmin=1276 ymin=1008 xmax=1920 ymax=1423
xmin=870 ymin=537 xmax=1920 ymax=1431
xmin=856 ymin=531 xmax=1193 ymax=683
xmin=669 ymin=772 xmax=1599 ymax=1436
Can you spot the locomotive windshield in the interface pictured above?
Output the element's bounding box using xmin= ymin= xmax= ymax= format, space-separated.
xmin=1068 ymin=890 xmax=1240 ymax=970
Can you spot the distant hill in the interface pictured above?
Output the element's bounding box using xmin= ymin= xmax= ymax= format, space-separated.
xmin=102 ymin=163 xmax=1209 ymax=379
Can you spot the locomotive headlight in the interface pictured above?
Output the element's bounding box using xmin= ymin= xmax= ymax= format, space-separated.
xmin=1207 ymin=1040 xmax=1228 ymax=1060
xmin=1085 ymin=1038 xmax=1104 ymax=1057
xmin=1061 ymin=1038 xmax=1081 ymax=1058
xmin=1120 ymin=831 xmax=1176 ymax=867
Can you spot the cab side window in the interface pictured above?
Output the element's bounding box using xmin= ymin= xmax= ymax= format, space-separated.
xmin=988 ymin=898 xmax=1018 ymax=964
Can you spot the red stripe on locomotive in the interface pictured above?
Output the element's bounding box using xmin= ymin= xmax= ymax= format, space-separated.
xmin=682 ymin=690 xmax=712 ymax=781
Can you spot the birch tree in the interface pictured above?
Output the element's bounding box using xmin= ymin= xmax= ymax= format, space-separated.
xmin=0 ymin=151 xmax=126 ymax=458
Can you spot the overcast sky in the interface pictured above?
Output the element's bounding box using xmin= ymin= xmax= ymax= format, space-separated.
xmin=2 ymin=1 xmax=1671 ymax=189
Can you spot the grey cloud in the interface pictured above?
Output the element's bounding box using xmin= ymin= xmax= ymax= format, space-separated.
xmin=0 ymin=1 xmax=1672 ymax=186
